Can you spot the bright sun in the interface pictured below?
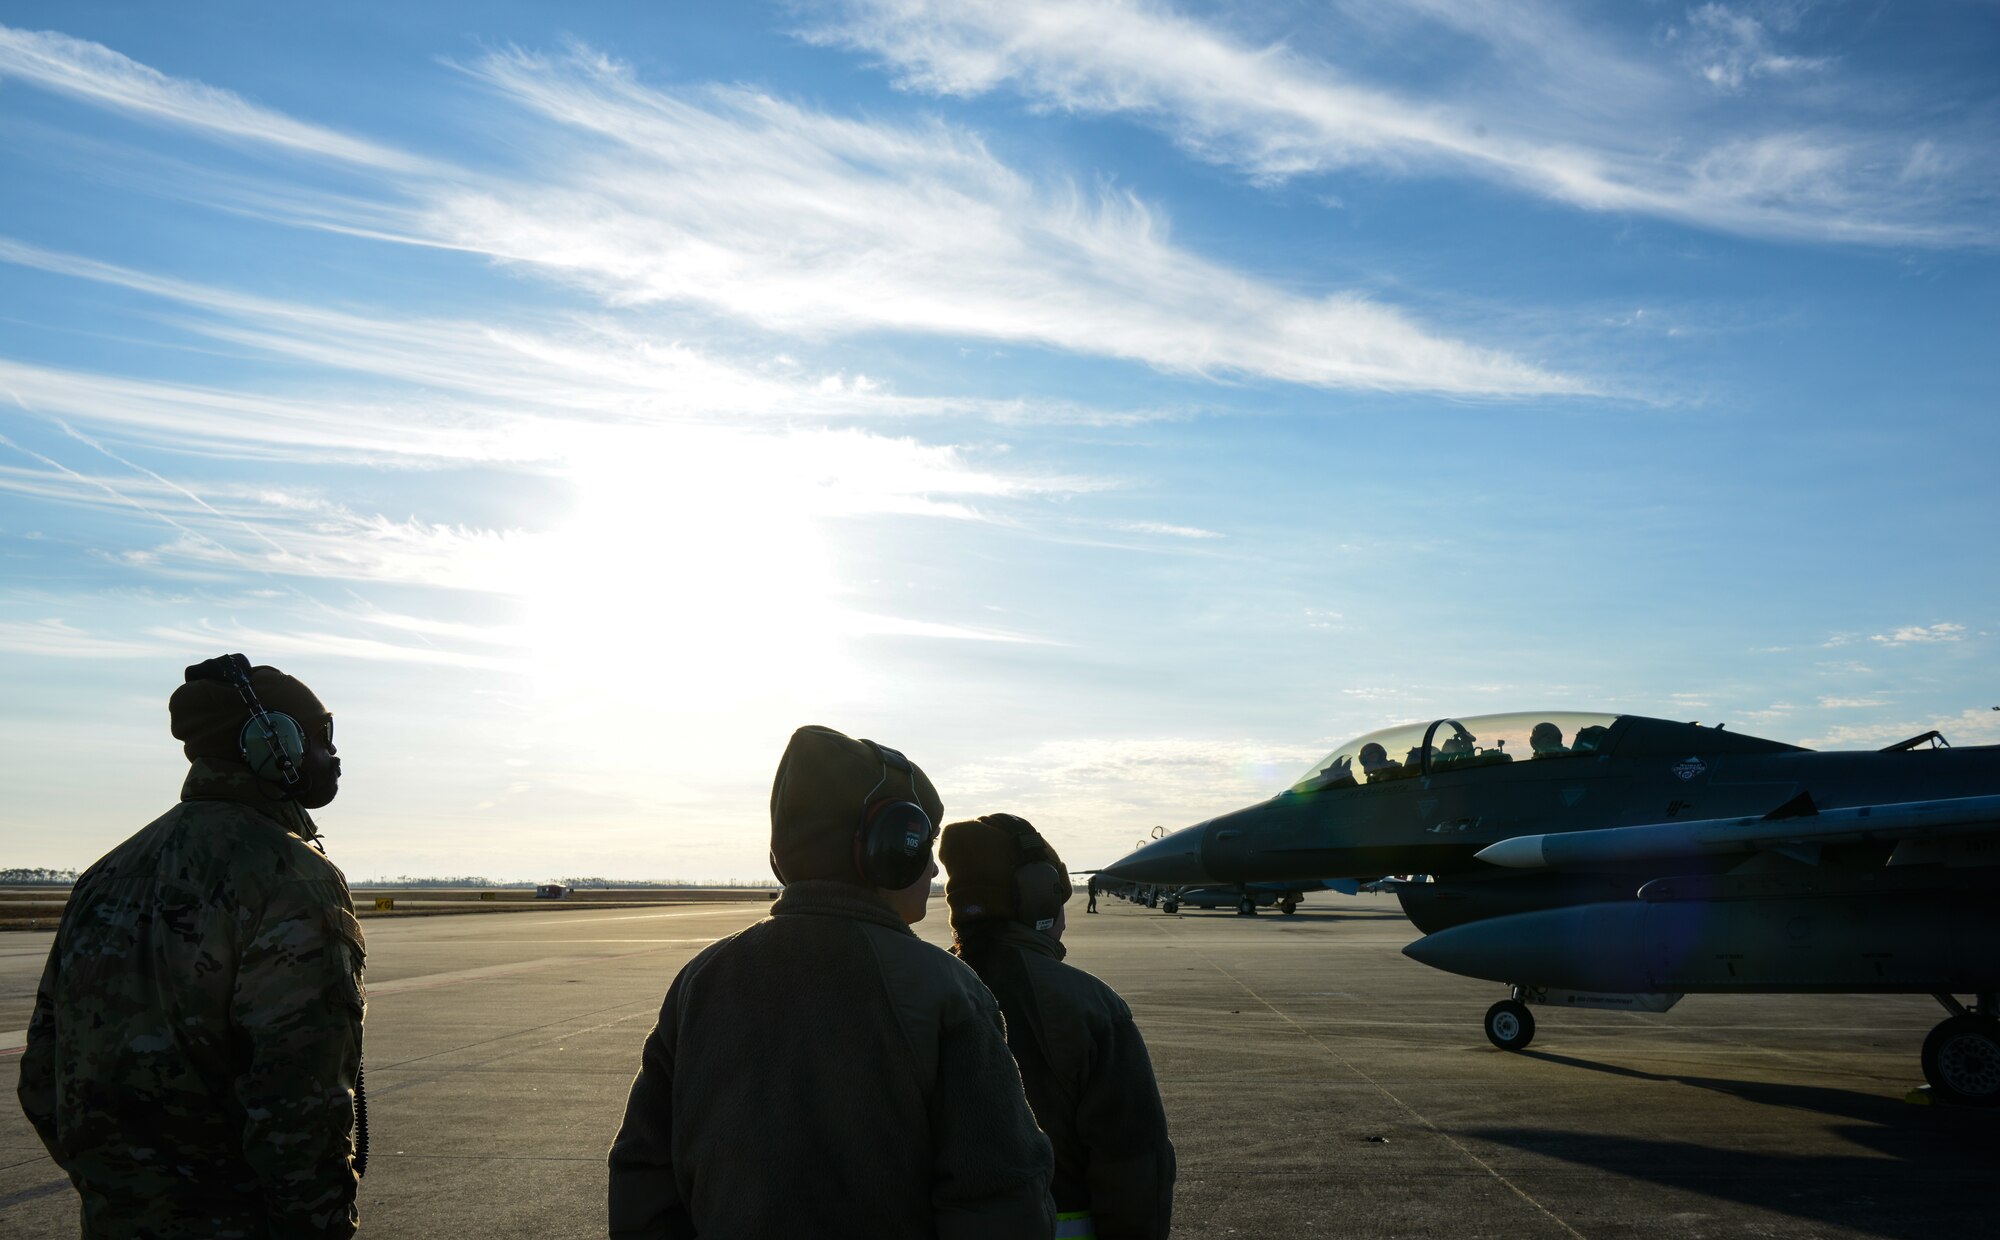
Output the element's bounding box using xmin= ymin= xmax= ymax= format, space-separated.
xmin=518 ymin=426 xmax=862 ymax=757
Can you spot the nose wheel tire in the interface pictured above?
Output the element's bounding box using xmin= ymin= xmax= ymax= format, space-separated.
xmin=1161 ymin=898 xmax=1179 ymax=914
xmin=1922 ymin=1015 xmax=2000 ymax=1106
xmin=1237 ymin=897 xmax=1257 ymax=916
xmin=1485 ymin=999 xmax=1535 ymax=1051
xmin=1279 ymin=898 xmax=1299 ymax=915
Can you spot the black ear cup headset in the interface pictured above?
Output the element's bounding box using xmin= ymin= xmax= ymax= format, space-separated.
xmin=184 ymin=653 xmax=318 ymax=795
xmin=853 ymin=740 xmax=937 ymax=889
xmin=985 ymin=813 xmax=1067 ymax=932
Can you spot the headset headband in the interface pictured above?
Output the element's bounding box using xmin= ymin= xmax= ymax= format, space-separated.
xmin=184 ymin=653 xmax=302 ymax=787
xmin=987 ymin=813 xmax=1048 ymax=865
xmin=860 ymin=740 xmax=911 ymax=804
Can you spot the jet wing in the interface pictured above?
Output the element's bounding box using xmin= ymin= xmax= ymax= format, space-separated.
xmin=1475 ymin=792 xmax=2000 ymax=870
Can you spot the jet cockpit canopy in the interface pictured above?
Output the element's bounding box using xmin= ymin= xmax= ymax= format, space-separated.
xmin=1291 ymin=710 xmax=1623 ymax=793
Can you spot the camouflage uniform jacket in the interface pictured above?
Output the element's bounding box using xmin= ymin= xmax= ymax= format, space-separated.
xmin=17 ymin=758 xmax=366 ymax=1239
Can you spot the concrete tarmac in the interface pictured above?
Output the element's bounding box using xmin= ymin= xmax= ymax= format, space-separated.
xmin=5 ymin=894 xmax=1996 ymax=1237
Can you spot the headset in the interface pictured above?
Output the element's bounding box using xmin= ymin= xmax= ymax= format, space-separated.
xmin=183 ymin=653 xmax=316 ymax=795
xmin=983 ymin=813 xmax=1068 ymax=932
xmin=853 ymin=740 xmax=937 ymax=890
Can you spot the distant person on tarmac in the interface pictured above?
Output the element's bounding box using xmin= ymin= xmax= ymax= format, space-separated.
xmin=942 ymin=815 xmax=1177 ymax=1240
xmin=19 ymin=655 xmax=365 ymax=1239
xmin=1087 ymin=873 xmax=1100 ymax=913
xmin=608 ymin=726 xmax=1054 ymax=1239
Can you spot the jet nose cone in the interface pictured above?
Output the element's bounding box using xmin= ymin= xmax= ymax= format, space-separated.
xmin=1103 ymin=823 xmax=1212 ymax=884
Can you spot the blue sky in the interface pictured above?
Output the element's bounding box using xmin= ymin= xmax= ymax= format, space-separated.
xmin=2 ymin=1 xmax=1995 ymax=880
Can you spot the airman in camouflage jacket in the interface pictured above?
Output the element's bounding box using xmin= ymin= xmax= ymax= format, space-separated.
xmin=17 ymin=758 xmax=366 ymax=1239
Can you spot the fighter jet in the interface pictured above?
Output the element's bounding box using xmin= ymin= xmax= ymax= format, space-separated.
xmin=1101 ymin=710 xmax=2000 ymax=1105
xmin=1160 ymin=878 xmax=1361 ymax=915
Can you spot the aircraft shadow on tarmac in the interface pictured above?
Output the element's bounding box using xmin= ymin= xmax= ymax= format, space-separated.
xmin=1518 ymin=1049 xmax=1959 ymax=1124
xmin=1476 ymin=1053 xmax=2000 ymax=1238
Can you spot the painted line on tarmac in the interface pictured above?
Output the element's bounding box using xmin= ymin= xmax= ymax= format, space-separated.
xmin=1153 ymin=919 xmax=1590 ymax=1240
xmin=450 ymin=905 xmax=768 ymax=930
xmin=368 ymin=942 xmax=715 ymax=998
xmin=0 ymin=938 xmax=720 ymax=1052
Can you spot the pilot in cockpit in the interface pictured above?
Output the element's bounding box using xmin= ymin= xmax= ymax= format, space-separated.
xmin=1358 ymin=742 xmax=1397 ymax=780
xmin=1529 ymin=721 xmax=1568 ymax=756
xmin=1436 ymin=733 xmax=1474 ymax=763
xmin=1572 ymin=724 xmax=1610 ymax=754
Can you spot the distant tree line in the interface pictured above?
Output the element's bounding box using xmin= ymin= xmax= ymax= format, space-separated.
xmin=558 ymin=877 xmax=781 ymax=890
xmin=358 ymin=876 xmax=535 ymax=888
xmin=1 ymin=868 xmax=79 ymax=885
xmin=350 ymin=876 xmax=784 ymax=889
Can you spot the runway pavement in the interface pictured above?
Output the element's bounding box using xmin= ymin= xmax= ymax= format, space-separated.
xmin=4 ymin=894 xmax=1996 ymax=1237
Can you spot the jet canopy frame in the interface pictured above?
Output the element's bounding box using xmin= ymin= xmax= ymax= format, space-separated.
xmin=1291 ymin=711 xmax=1624 ymax=793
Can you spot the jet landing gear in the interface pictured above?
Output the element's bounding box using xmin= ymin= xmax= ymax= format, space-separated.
xmin=1923 ymin=994 xmax=2000 ymax=1107
xmin=1485 ymin=990 xmax=1536 ymax=1052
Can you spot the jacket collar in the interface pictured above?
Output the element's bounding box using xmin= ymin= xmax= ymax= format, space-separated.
xmin=180 ymin=757 xmax=320 ymax=841
xmin=996 ymin=920 xmax=1067 ymax=962
xmin=771 ymin=880 xmax=914 ymax=935
xmin=954 ymin=918 xmax=1067 ymax=962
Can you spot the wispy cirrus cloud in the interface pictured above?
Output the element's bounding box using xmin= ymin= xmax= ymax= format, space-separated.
xmin=0 ymin=618 xmax=169 ymax=658
xmin=1114 ymin=520 xmax=1221 ymax=539
xmin=0 ymin=26 xmax=1583 ymax=398
xmin=0 ymin=26 xmax=433 ymax=174
xmin=802 ymin=0 xmax=1995 ymax=247
xmin=427 ymin=48 xmax=1581 ymax=396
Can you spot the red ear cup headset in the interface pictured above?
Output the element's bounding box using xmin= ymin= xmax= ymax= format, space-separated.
xmin=854 ymin=740 xmax=937 ymax=889
xmin=184 ymin=653 xmax=317 ymax=798
xmin=983 ymin=813 xmax=1067 ymax=931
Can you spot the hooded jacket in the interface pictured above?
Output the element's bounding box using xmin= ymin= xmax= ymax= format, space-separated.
xmin=18 ymin=758 xmax=365 ymax=1239
xmin=955 ymin=923 xmax=1176 ymax=1239
xmin=607 ymin=880 xmax=1055 ymax=1239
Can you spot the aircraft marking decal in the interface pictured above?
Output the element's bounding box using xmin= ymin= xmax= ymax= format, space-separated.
xmin=1673 ymin=756 xmax=1708 ymax=781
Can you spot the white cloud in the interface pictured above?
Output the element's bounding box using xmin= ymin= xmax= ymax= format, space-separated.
xmin=0 ymin=30 xmax=1583 ymax=397
xmin=1816 ymin=695 xmax=1887 ymax=709
xmin=944 ymin=734 xmax=1325 ymax=862
xmin=1870 ymin=623 xmax=1966 ymax=647
xmin=1674 ymin=3 xmax=1833 ymax=94
xmin=426 ymin=49 xmax=1579 ymax=396
xmin=0 ymin=618 xmax=168 ymax=658
xmin=1114 ymin=520 xmax=1222 ymax=539
xmin=0 ymin=26 xmax=431 ymax=174
xmin=1807 ymin=709 xmax=2000 ymax=750
xmin=805 ymin=0 xmax=1992 ymax=247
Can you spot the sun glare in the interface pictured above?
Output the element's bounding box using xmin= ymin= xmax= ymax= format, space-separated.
xmin=519 ymin=427 xmax=860 ymax=753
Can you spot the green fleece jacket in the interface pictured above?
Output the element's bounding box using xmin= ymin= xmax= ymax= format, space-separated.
xmin=608 ymin=881 xmax=1055 ymax=1239
xmin=955 ymin=923 xmax=1176 ymax=1239
xmin=18 ymin=759 xmax=365 ymax=1239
